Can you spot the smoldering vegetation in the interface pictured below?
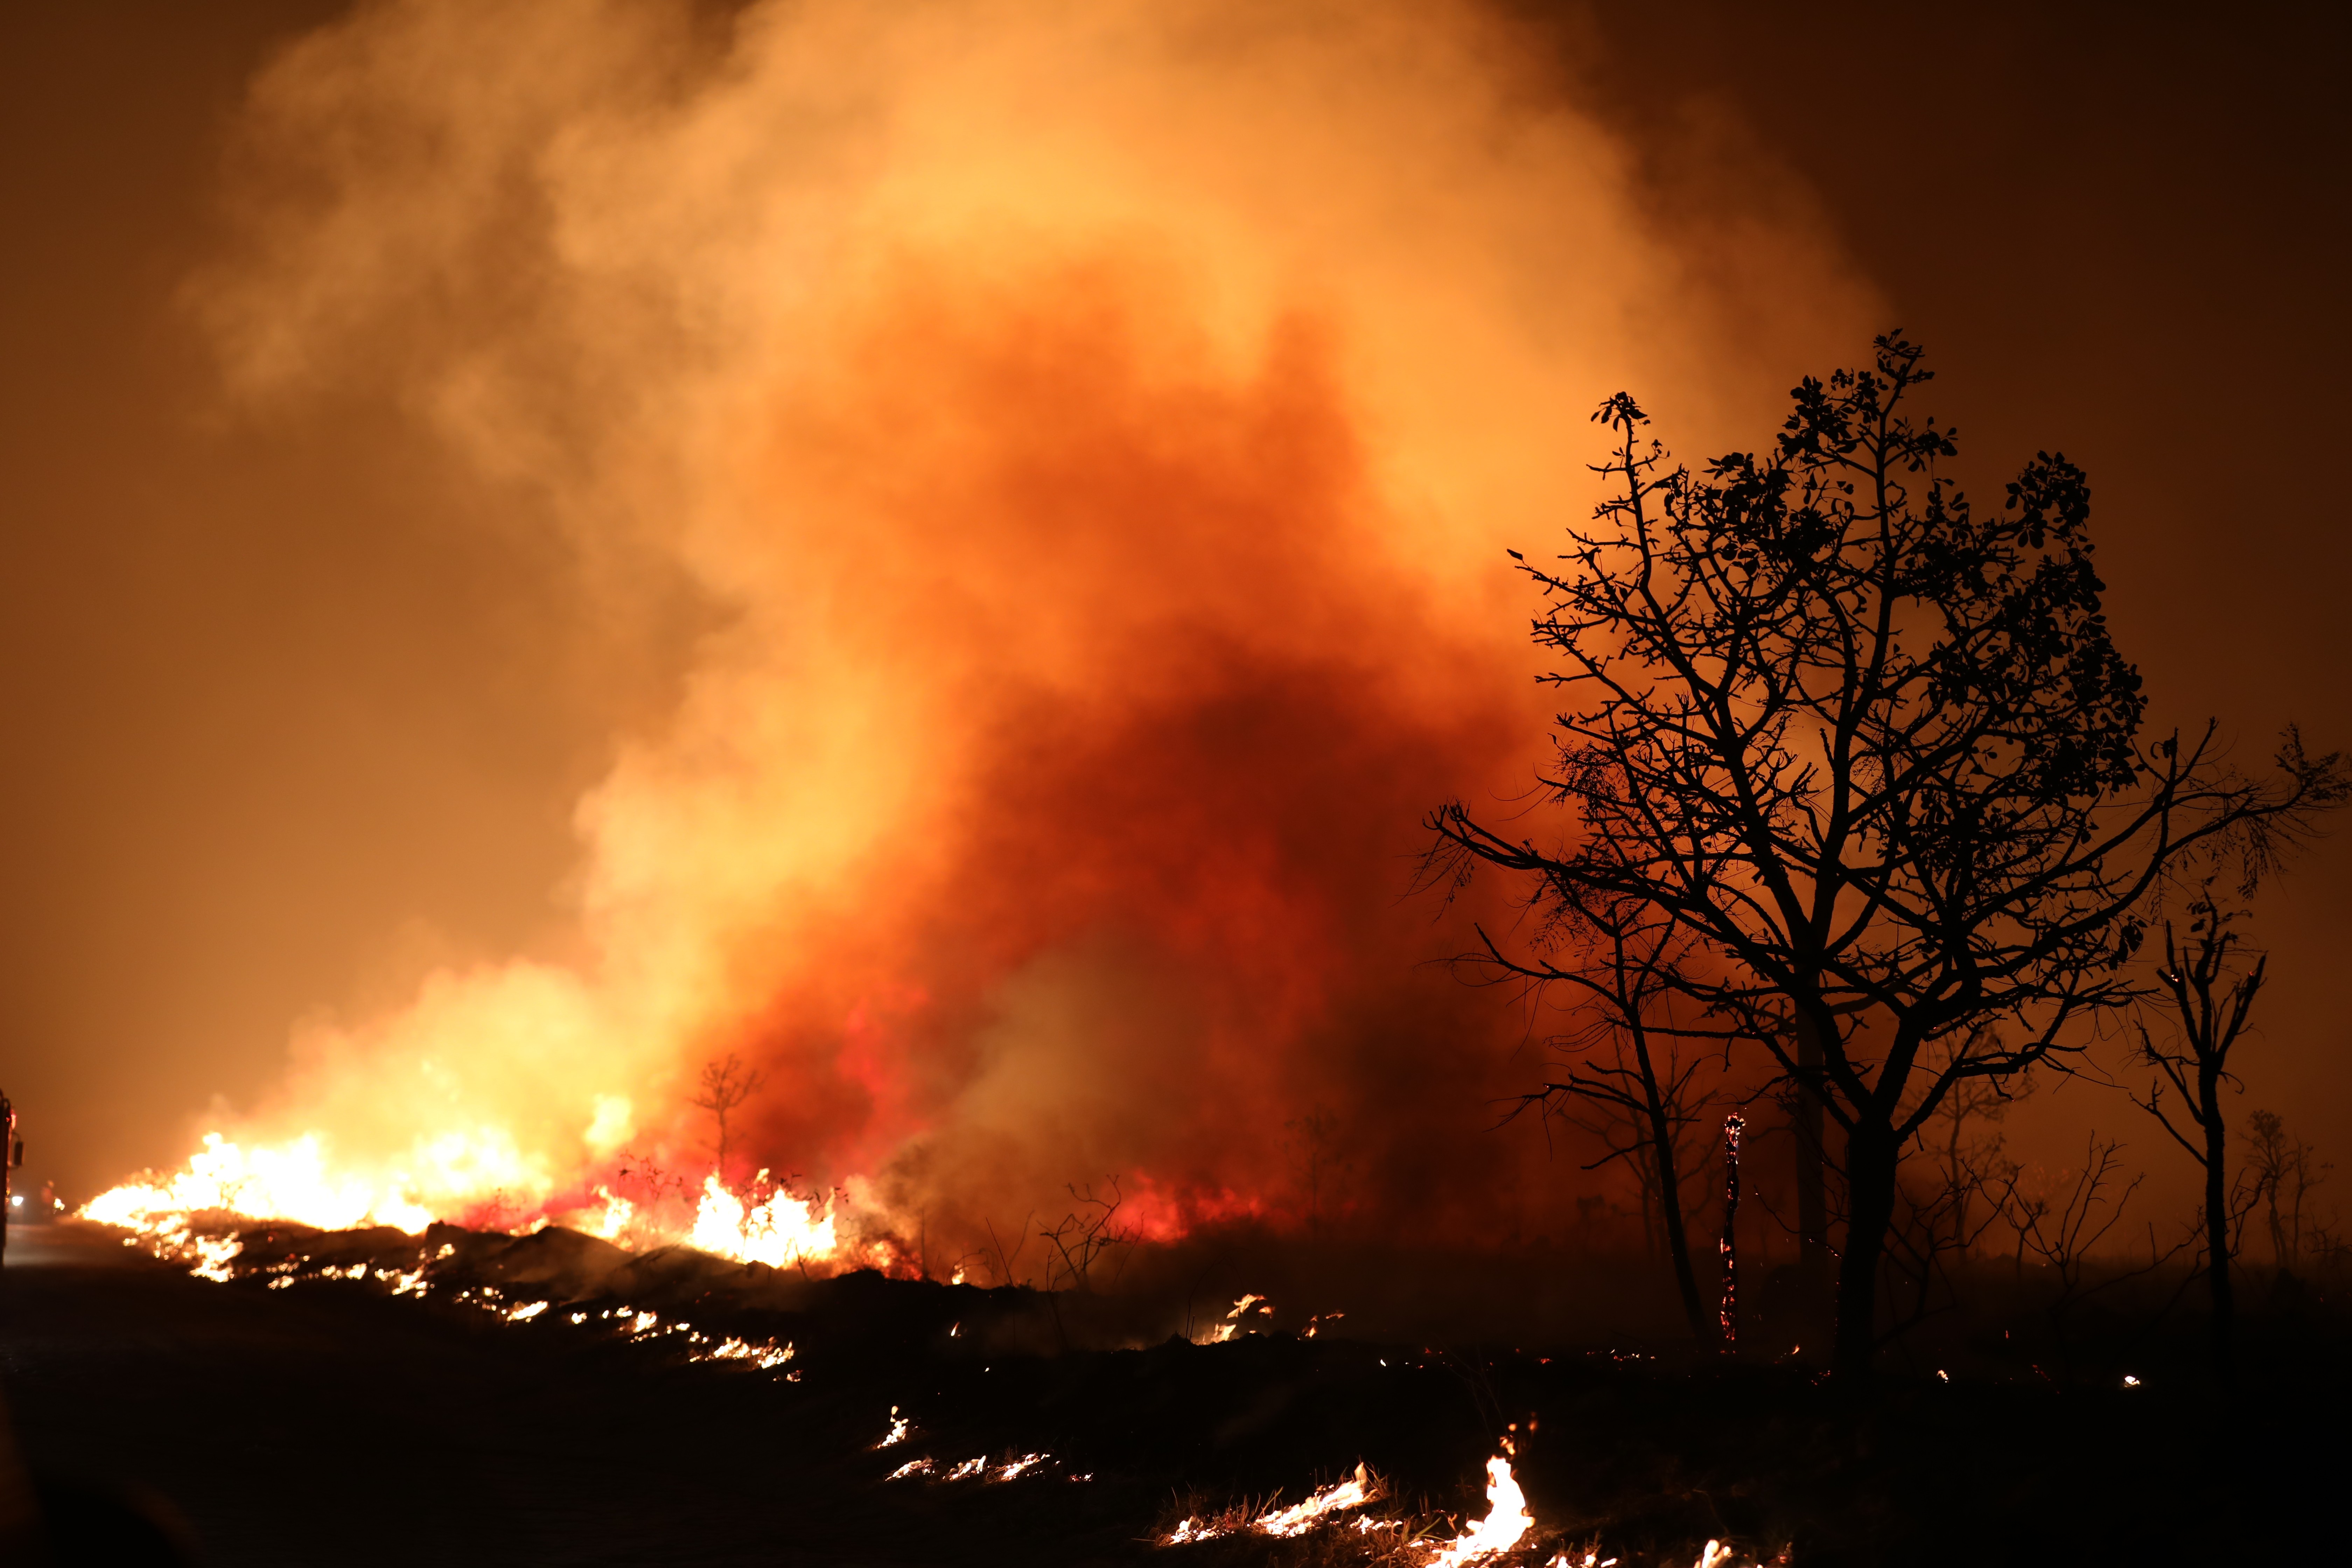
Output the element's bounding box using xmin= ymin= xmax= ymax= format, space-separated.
xmin=182 ymin=1204 xmax=2352 ymax=1386
xmin=67 ymin=1203 xmax=2346 ymax=1565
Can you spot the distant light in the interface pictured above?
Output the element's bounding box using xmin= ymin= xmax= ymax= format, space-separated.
xmin=7 ymin=1196 xmax=18 ymax=1208
xmin=2122 ymin=1374 xmax=2142 ymax=1388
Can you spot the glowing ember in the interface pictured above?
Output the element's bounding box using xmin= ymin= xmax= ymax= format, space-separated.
xmin=1198 ymin=1292 xmax=1278 ymax=1345
xmin=875 ymin=1438 xmax=1058 ymax=1485
xmin=692 ymin=1336 xmax=794 ymax=1370
xmin=186 ymin=1235 xmax=240 ymax=1284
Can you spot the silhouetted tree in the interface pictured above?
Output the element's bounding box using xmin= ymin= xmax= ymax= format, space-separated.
xmin=2239 ymin=1108 xmax=2330 ymax=1276
xmin=1876 ymin=1028 xmax=2023 ymax=1345
xmin=689 ymin=1052 xmax=768 ymax=1181
xmin=1914 ymin=1023 xmax=2024 ymax=1256
xmin=1497 ymin=891 xmax=1724 ymax=1343
xmin=1430 ymin=335 xmax=2349 ymax=1384
xmin=1990 ymin=1132 xmax=2181 ymax=1379
xmin=2131 ymin=893 xmax=2266 ymax=1384
xmin=1282 ymin=1105 xmax=1350 ymax=1239
xmin=1039 ymin=1177 xmax=1136 ymax=1293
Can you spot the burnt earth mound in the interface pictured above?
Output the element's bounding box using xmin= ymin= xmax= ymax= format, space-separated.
xmin=4 ymin=1220 xmax=2344 ymax=1566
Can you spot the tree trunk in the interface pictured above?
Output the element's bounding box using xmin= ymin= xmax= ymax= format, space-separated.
xmin=1624 ymin=1020 xmax=1712 ymax=1344
xmin=1648 ymin=1099 xmax=1713 ymax=1343
xmin=1793 ymin=1016 xmax=1831 ymax=1294
xmin=1834 ymin=1118 xmax=1899 ymax=1384
xmin=1791 ymin=1016 xmax=1833 ymax=1355
xmin=2199 ymin=1062 xmax=2234 ymax=1387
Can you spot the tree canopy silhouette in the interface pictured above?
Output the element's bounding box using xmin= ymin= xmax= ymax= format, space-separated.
xmin=1430 ymin=335 xmax=2349 ymax=1384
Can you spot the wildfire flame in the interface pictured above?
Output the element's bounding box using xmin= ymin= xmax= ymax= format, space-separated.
xmin=79 ymin=0 xmax=1868 ymax=1273
xmin=82 ymin=1133 xmax=437 ymax=1238
xmin=1164 ymin=1453 xmax=1533 ymax=1558
xmin=685 ymin=1172 xmax=838 ymax=1269
xmin=1254 ymin=1463 xmax=1376 ymax=1538
xmin=1423 ymin=1453 xmax=1535 ymax=1565
xmin=83 ymin=1140 xmax=868 ymax=1276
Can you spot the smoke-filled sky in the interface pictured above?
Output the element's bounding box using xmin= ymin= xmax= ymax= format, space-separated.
xmin=4 ymin=0 xmax=2347 ymax=1238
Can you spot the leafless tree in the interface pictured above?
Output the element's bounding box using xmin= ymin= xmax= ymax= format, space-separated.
xmin=1866 ymin=1024 xmax=2030 ymax=1347
xmin=2130 ymin=892 xmax=2266 ymax=1381
xmin=1563 ymin=1043 xmax=1722 ymax=1272
xmin=1283 ymin=1105 xmax=1349 ymax=1239
xmin=1489 ymin=892 xmax=1727 ymax=1343
xmin=1993 ymin=1133 xmax=2186 ymax=1377
xmin=1916 ymin=1023 xmax=2026 ymax=1254
xmin=1428 ymin=336 xmax=2351 ymax=1384
xmin=2240 ymin=1109 xmax=2331 ymax=1278
xmin=1879 ymin=1125 xmax=2018 ymax=1350
xmin=981 ymin=1212 xmax=1036 ymax=1289
xmin=688 ymin=1052 xmax=768 ymax=1182
xmin=1040 ymin=1178 xmax=1135 ymax=1293
xmin=616 ymin=1146 xmax=688 ymax=1208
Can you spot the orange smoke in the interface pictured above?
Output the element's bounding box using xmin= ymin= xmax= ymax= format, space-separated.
xmin=715 ymin=254 xmax=1544 ymax=1231
xmin=95 ymin=0 xmax=1874 ymax=1259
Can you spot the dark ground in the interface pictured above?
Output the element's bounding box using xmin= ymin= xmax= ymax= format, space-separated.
xmin=0 ymin=1220 xmax=2343 ymax=1566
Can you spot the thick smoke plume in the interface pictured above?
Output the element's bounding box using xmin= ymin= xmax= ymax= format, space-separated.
xmin=155 ymin=0 xmax=1872 ymax=1254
